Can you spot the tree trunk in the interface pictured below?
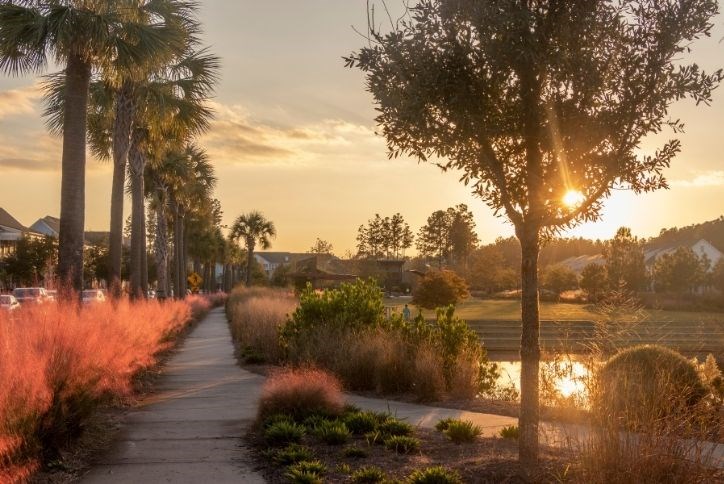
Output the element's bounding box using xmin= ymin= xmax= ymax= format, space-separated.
xmin=246 ymin=241 xmax=255 ymax=286
xmin=154 ymin=187 xmax=169 ymax=299
xmin=517 ymin=224 xmax=541 ymax=471
xmin=128 ymin=128 xmax=146 ymax=299
xmin=181 ymin=225 xmax=189 ymax=295
xmin=172 ymin=200 xmax=182 ymax=299
xmin=141 ymin=200 xmax=148 ymax=295
xmin=108 ymin=82 xmax=135 ymax=297
xmin=58 ymin=54 xmax=91 ymax=296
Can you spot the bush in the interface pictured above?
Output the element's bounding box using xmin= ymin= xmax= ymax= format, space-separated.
xmin=499 ymin=425 xmax=519 ymax=440
xmin=442 ymin=420 xmax=481 ymax=443
xmin=226 ymin=287 xmax=296 ymax=363
xmin=344 ymin=412 xmax=378 ymax=435
xmin=407 ymin=466 xmax=463 ymax=484
xmin=271 ymin=444 xmax=314 ymax=465
xmin=594 ymin=345 xmax=708 ymax=428
xmin=257 ymin=368 xmax=344 ymax=422
xmin=314 ymin=420 xmax=350 ymax=445
xmin=285 ymin=460 xmax=326 ymax=484
xmin=434 ymin=418 xmax=455 ymax=432
xmin=384 ymin=435 xmax=420 ymax=454
xmin=412 ymin=270 xmax=469 ymax=309
xmin=351 ymin=466 xmax=387 ymax=483
xmin=377 ymin=418 xmax=413 ymax=437
xmin=264 ymin=421 xmax=305 ymax=446
xmin=342 ymin=445 xmax=368 ymax=458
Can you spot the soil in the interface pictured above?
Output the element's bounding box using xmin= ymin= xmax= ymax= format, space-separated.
xmin=248 ymin=427 xmax=571 ymax=484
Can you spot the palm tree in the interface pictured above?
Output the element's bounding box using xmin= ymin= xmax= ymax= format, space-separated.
xmin=231 ymin=212 xmax=277 ymax=287
xmin=0 ymin=0 xmax=176 ymax=295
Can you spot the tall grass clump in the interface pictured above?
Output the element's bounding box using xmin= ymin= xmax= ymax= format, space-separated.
xmin=280 ymin=280 xmax=498 ymax=402
xmin=570 ymin=344 xmax=721 ymax=483
xmin=0 ymin=296 xmax=206 ymax=481
xmin=227 ymin=287 xmax=297 ymax=363
xmin=257 ymin=368 xmax=344 ymax=422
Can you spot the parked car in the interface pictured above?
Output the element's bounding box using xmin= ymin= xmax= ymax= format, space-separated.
xmin=82 ymin=289 xmax=106 ymax=305
xmin=12 ymin=287 xmax=50 ymax=305
xmin=0 ymin=295 xmax=21 ymax=311
xmin=46 ymin=290 xmax=57 ymax=301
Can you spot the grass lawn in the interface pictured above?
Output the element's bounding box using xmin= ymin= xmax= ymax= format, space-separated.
xmin=385 ymin=297 xmax=724 ymax=323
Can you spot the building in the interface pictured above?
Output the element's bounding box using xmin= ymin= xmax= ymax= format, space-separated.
xmin=644 ymin=239 xmax=723 ymax=271
xmin=0 ymin=208 xmax=44 ymax=258
xmin=253 ymin=252 xmax=312 ymax=278
xmin=30 ymin=215 xmax=60 ymax=238
xmin=557 ymin=254 xmax=606 ymax=275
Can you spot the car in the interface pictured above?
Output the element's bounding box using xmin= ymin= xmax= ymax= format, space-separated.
xmin=0 ymin=294 xmax=20 ymax=311
xmin=12 ymin=287 xmax=50 ymax=305
xmin=82 ymin=289 xmax=106 ymax=305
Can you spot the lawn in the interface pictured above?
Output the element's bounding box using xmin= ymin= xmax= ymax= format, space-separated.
xmin=386 ymin=297 xmax=724 ymax=323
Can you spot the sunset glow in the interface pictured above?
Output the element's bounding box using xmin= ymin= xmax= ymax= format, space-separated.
xmin=562 ymin=190 xmax=585 ymax=208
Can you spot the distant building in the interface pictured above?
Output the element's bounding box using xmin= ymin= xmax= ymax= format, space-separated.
xmin=0 ymin=208 xmax=43 ymax=258
xmin=644 ymin=239 xmax=723 ymax=271
xmin=30 ymin=215 xmax=60 ymax=238
xmin=254 ymin=252 xmax=311 ymax=278
xmin=558 ymin=254 xmax=606 ymax=275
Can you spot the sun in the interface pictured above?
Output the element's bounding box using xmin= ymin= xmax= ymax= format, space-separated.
xmin=562 ymin=189 xmax=585 ymax=208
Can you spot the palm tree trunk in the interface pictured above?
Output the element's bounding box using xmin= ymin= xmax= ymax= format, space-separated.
xmin=154 ymin=187 xmax=169 ymax=299
xmin=108 ymin=82 xmax=135 ymax=297
xmin=141 ymin=200 xmax=148 ymax=295
xmin=172 ymin=199 xmax=182 ymax=299
xmin=129 ymin=128 xmax=145 ymax=299
xmin=518 ymin=224 xmax=541 ymax=470
xmin=58 ymin=54 xmax=92 ymax=296
xmin=181 ymin=217 xmax=188 ymax=296
xmin=246 ymin=241 xmax=255 ymax=286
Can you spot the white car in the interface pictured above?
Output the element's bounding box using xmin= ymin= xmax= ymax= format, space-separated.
xmin=82 ymin=290 xmax=107 ymax=305
xmin=0 ymin=294 xmax=21 ymax=311
xmin=12 ymin=287 xmax=50 ymax=305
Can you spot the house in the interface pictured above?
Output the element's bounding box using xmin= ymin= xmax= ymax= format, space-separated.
xmin=0 ymin=208 xmax=43 ymax=258
xmin=558 ymin=254 xmax=606 ymax=275
xmin=30 ymin=215 xmax=60 ymax=238
xmin=644 ymin=239 xmax=723 ymax=271
xmin=253 ymin=252 xmax=311 ymax=278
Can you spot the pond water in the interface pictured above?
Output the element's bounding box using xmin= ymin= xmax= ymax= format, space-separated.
xmin=494 ymin=360 xmax=591 ymax=399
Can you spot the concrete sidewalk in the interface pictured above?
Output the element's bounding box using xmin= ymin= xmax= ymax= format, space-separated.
xmin=82 ymin=308 xmax=265 ymax=483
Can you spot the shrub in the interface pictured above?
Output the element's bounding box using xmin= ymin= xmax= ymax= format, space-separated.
xmin=257 ymin=368 xmax=344 ymax=422
xmin=364 ymin=430 xmax=385 ymax=446
xmin=344 ymin=412 xmax=378 ymax=435
xmin=412 ymin=270 xmax=469 ymax=309
xmin=0 ymin=297 xmax=200 ymax=479
xmin=342 ymin=445 xmax=368 ymax=458
xmin=377 ymin=418 xmax=413 ymax=437
xmin=434 ymin=418 xmax=455 ymax=432
xmin=351 ymin=465 xmax=387 ymax=483
xmin=594 ymin=345 xmax=708 ymax=428
xmin=285 ymin=460 xmax=326 ymax=484
xmin=314 ymin=420 xmax=350 ymax=445
xmin=407 ymin=466 xmax=463 ymax=484
xmin=384 ymin=435 xmax=420 ymax=454
xmin=226 ymin=287 xmax=296 ymax=363
xmin=499 ymin=425 xmax=519 ymax=440
xmin=443 ymin=420 xmax=481 ymax=443
xmin=272 ymin=444 xmax=314 ymax=465
xmin=264 ymin=421 xmax=305 ymax=446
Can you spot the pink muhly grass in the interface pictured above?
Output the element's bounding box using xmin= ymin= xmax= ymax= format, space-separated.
xmin=258 ymin=367 xmax=344 ymax=422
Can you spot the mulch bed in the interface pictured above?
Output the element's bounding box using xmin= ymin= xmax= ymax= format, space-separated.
xmin=247 ymin=426 xmax=571 ymax=483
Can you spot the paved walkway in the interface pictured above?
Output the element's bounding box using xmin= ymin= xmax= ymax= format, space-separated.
xmin=82 ymin=308 xmax=265 ymax=483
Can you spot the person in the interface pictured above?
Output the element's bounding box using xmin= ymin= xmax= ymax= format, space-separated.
xmin=402 ymin=304 xmax=411 ymax=321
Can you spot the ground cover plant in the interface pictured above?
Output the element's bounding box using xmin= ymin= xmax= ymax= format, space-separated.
xmin=249 ymin=367 xmax=573 ymax=483
xmin=0 ymin=295 xmax=214 ymax=482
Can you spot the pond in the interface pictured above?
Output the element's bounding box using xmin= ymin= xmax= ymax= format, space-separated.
xmin=494 ymin=360 xmax=591 ymax=400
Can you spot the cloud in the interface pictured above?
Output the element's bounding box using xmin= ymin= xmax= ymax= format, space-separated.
xmin=0 ymin=157 xmax=56 ymax=172
xmin=670 ymin=171 xmax=724 ymax=188
xmin=0 ymin=84 xmax=42 ymax=119
xmin=201 ymin=102 xmax=385 ymax=167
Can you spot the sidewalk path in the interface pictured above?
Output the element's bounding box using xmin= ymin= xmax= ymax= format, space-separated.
xmin=82 ymin=308 xmax=265 ymax=483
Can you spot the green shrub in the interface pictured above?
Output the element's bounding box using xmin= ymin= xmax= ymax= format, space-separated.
xmin=412 ymin=270 xmax=469 ymax=309
xmin=499 ymin=425 xmax=519 ymax=440
xmin=336 ymin=463 xmax=353 ymax=475
xmin=314 ymin=420 xmax=350 ymax=445
xmin=343 ymin=445 xmax=369 ymax=458
xmin=264 ymin=421 xmax=305 ymax=446
xmin=351 ymin=465 xmax=387 ymax=483
xmin=443 ymin=420 xmax=481 ymax=443
xmin=302 ymin=414 xmax=327 ymax=430
xmin=285 ymin=460 xmax=326 ymax=484
xmin=434 ymin=418 xmax=455 ymax=432
xmin=262 ymin=413 xmax=294 ymax=428
xmin=595 ymin=345 xmax=708 ymax=427
xmin=377 ymin=418 xmax=413 ymax=437
xmin=271 ymin=444 xmax=314 ymax=465
xmin=344 ymin=411 xmax=378 ymax=434
xmin=384 ymin=435 xmax=421 ymax=454
xmin=407 ymin=466 xmax=463 ymax=484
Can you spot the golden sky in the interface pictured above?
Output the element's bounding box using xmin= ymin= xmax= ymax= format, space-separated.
xmin=1 ymin=1 xmax=723 ymax=254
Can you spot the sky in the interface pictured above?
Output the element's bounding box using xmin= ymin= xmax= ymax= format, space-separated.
xmin=1 ymin=1 xmax=724 ymax=255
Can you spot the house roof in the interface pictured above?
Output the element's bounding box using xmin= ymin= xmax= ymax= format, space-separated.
xmin=30 ymin=215 xmax=61 ymax=236
xmin=254 ymin=252 xmax=311 ymax=265
xmin=558 ymin=254 xmax=605 ymax=274
xmin=0 ymin=207 xmax=26 ymax=231
xmin=41 ymin=215 xmax=60 ymax=234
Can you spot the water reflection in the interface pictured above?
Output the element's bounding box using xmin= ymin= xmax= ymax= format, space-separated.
xmin=495 ymin=360 xmax=591 ymax=400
